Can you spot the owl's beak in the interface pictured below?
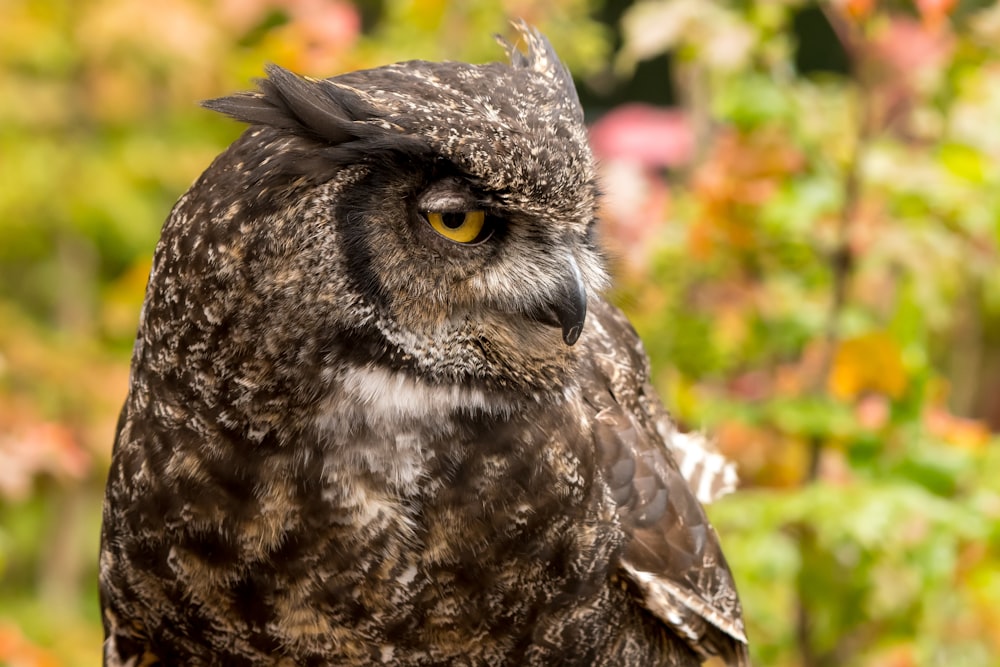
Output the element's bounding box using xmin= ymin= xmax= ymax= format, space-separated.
xmin=531 ymin=254 xmax=588 ymax=346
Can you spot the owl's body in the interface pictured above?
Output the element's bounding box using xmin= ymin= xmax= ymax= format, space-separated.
xmin=100 ymin=24 xmax=748 ymax=666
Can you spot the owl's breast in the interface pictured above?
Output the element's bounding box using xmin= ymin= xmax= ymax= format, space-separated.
xmin=284 ymin=381 xmax=630 ymax=663
xmin=103 ymin=366 xmax=634 ymax=664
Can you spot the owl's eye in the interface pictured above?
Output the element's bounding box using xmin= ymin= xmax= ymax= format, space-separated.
xmin=424 ymin=210 xmax=491 ymax=244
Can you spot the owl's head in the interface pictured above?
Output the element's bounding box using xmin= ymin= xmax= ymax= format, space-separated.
xmin=147 ymin=23 xmax=607 ymax=410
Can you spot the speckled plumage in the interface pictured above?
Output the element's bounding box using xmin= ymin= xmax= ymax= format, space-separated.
xmin=100 ymin=23 xmax=749 ymax=666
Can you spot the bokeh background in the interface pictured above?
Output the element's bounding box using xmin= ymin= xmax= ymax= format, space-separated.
xmin=2 ymin=0 xmax=1000 ymax=665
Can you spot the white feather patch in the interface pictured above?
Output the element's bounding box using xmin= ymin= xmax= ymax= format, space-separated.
xmin=329 ymin=363 xmax=510 ymax=424
xmin=660 ymin=427 xmax=738 ymax=504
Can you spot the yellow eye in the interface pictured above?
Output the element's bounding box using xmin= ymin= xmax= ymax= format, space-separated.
xmin=425 ymin=210 xmax=489 ymax=244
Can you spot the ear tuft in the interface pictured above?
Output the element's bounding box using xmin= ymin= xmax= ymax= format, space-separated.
xmin=497 ymin=19 xmax=583 ymax=123
xmin=202 ymin=64 xmax=373 ymax=145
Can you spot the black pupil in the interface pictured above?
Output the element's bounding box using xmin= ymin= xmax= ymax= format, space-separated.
xmin=442 ymin=212 xmax=466 ymax=229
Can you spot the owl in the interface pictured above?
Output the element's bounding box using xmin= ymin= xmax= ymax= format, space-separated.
xmin=99 ymin=21 xmax=749 ymax=666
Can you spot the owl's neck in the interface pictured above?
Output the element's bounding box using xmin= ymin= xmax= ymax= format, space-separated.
xmin=309 ymin=360 xmax=581 ymax=498
xmin=315 ymin=362 xmax=524 ymax=428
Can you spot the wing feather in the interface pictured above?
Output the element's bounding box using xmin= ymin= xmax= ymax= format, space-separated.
xmin=583 ymin=299 xmax=750 ymax=666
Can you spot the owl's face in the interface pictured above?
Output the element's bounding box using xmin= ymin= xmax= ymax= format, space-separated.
xmin=145 ymin=26 xmax=606 ymax=412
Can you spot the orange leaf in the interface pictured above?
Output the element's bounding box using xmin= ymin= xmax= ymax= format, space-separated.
xmin=924 ymin=408 xmax=991 ymax=450
xmin=0 ymin=622 xmax=60 ymax=667
xmin=842 ymin=0 xmax=876 ymax=21
xmin=917 ymin=0 xmax=956 ymax=29
xmin=828 ymin=332 xmax=907 ymax=400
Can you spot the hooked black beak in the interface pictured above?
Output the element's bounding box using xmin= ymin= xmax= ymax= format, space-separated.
xmin=530 ymin=255 xmax=588 ymax=346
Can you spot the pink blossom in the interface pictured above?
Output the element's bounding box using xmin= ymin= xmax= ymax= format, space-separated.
xmin=589 ymin=104 xmax=694 ymax=168
xmin=870 ymin=18 xmax=955 ymax=75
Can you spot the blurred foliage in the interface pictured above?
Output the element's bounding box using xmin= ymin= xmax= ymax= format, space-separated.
xmin=603 ymin=0 xmax=1000 ymax=665
xmin=1 ymin=0 xmax=999 ymax=666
